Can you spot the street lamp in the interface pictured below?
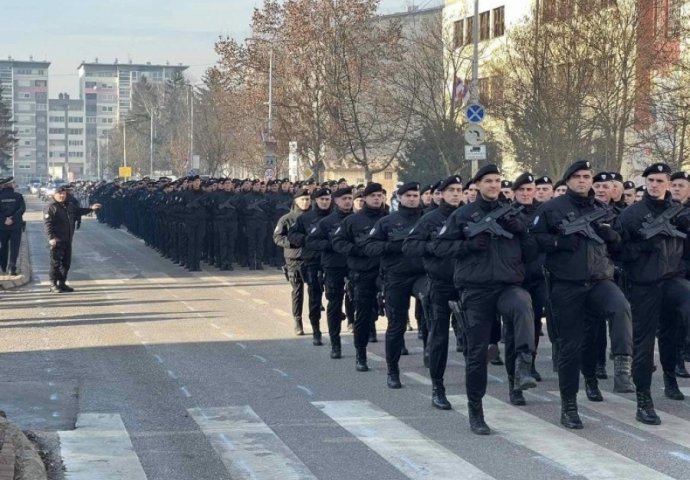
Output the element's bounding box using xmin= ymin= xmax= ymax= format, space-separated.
xmin=246 ymin=36 xmax=276 ymax=177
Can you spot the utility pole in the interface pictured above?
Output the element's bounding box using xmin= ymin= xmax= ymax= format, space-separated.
xmin=150 ymin=108 xmax=154 ymax=177
xmin=470 ymin=0 xmax=480 ymax=177
xmin=190 ymin=86 xmax=194 ymax=172
xmin=246 ymin=37 xmax=276 ymax=179
xmin=123 ymin=121 xmax=127 ymax=168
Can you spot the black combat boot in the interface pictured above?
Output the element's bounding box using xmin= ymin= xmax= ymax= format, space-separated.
xmin=387 ymin=367 xmax=402 ymax=389
xmin=312 ymin=331 xmax=323 ymax=346
xmin=49 ymin=282 xmax=64 ymax=294
xmin=595 ymin=362 xmax=608 ymax=379
xmin=468 ymin=400 xmax=490 ymax=435
xmin=330 ymin=340 xmax=342 ymax=359
xmin=9 ymin=267 xmax=17 ymax=276
xmin=294 ymin=318 xmax=304 ymax=336
xmin=636 ymin=390 xmax=661 ymax=425
xmin=369 ymin=324 xmax=377 ymax=343
xmin=431 ymin=379 xmax=452 ymax=410
xmin=675 ymin=347 xmax=690 ymax=378
xmin=560 ymin=396 xmax=583 ymax=429
xmin=613 ymin=355 xmax=635 ymax=393
xmin=355 ymin=348 xmax=368 ymax=372
xmin=663 ymin=372 xmax=685 ymax=400
xmin=584 ymin=377 xmax=603 ymax=402
xmin=489 ymin=344 xmax=503 ymax=365
xmin=423 ymin=346 xmax=430 ymax=369
xmin=514 ymin=352 xmax=537 ymax=390
xmin=58 ymin=281 xmax=75 ymax=293
xmin=530 ymin=354 xmax=542 ymax=382
xmin=508 ymin=376 xmax=526 ymax=406
xmin=401 ymin=339 xmax=409 ymax=356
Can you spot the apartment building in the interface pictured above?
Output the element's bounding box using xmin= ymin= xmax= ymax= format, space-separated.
xmin=48 ymin=94 xmax=85 ymax=181
xmin=0 ymin=58 xmax=50 ymax=183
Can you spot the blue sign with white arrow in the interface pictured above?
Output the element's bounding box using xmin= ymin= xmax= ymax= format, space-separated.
xmin=465 ymin=103 xmax=486 ymax=124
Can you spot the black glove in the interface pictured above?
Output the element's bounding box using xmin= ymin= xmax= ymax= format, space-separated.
xmin=503 ymin=216 xmax=527 ymax=235
xmin=675 ymin=213 xmax=690 ymax=231
xmin=556 ymin=235 xmax=580 ymax=252
xmin=467 ymin=233 xmax=490 ymax=252
xmin=76 ymin=221 xmax=81 ymax=230
xmin=593 ymin=223 xmax=619 ymax=243
xmin=639 ymin=236 xmax=663 ymax=253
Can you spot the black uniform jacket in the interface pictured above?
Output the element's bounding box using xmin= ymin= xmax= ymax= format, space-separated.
xmin=44 ymin=199 xmax=93 ymax=243
xmin=332 ymin=204 xmax=387 ymax=273
xmin=305 ymin=208 xmax=351 ymax=270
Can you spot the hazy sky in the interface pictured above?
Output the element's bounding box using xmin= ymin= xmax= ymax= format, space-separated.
xmin=3 ymin=0 xmax=435 ymax=97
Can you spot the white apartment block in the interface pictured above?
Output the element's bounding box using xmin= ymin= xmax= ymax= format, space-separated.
xmin=48 ymin=95 xmax=85 ymax=181
xmin=0 ymin=58 xmax=50 ymax=184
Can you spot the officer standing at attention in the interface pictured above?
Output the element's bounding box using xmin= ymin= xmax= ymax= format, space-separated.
xmin=535 ymin=176 xmax=554 ymax=203
xmin=44 ymin=186 xmax=102 ymax=292
xmin=532 ymin=160 xmax=633 ymax=430
xmin=432 ymin=165 xmax=537 ymax=434
xmin=181 ymin=175 xmax=207 ymax=272
xmin=288 ymin=188 xmax=332 ymax=344
xmin=364 ymin=182 xmax=426 ymax=390
xmin=306 ymin=187 xmax=353 ymax=359
xmin=0 ymin=177 xmax=26 ymax=276
xmin=332 ymin=182 xmax=387 ymax=372
xmin=615 ymin=163 xmax=690 ymax=425
xmin=273 ymin=188 xmax=312 ymax=335
xmin=403 ymin=175 xmax=463 ymax=409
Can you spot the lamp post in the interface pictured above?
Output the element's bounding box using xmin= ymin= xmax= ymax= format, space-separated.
xmin=246 ymin=37 xmax=276 ymax=178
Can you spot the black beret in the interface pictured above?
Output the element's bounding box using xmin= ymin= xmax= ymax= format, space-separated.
xmin=293 ymin=187 xmax=309 ymax=198
xmin=397 ymin=182 xmax=421 ymax=195
xmin=609 ymin=172 xmax=624 ymax=183
xmin=642 ymin=162 xmax=672 ymax=177
xmin=671 ymin=172 xmax=690 ymax=182
xmin=592 ymin=172 xmax=613 ymax=183
xmin=332 ymin=187 xmax=353 ymax=198
xmin=353 ymin=190 xmax=364 ymax=200
xmin=636 ymin=185 xmax=647 ymax=192
xmin=562 ymin=160 xmax=592 ymax=181
xmin=431 ymin=180 xmax=443 ymax=193
xmin=338 ymin=178 xmax=348 ymax=183
xmin=0 ymin=176 xmax=14 ymax=185
xmin=474 ymin=164 xmax=501 ymax=182
xmin=535 ymin=175 xmax=553 ymax=185
xmin=438 ymin=175 xmax=463 ymax=191
xmin=55 ymin=185 xmax=68 ymax=193
xmin=188 ymin=175 xmax=200 ymax=181
xmin=623 ymin=180 xmax=636 ymax=189
xmin=501 ymin=180 xmax=513 ymax=189
xmin=554 ymin=179 xmax=566 ymax=190
xmin=512 ymin=172 xmax=535 ymax=190
xmin=363 ymin=182 xmax=383 ymax=196
xmin=421 ymin=184 xmax=433 ymax=194
xmin=311 ymin=187 xmax=331 ymax=199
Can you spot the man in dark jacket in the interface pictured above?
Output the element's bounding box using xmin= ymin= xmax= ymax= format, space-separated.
xmin=44 ymin=185 xmax=101 ymax=292
xmin=0 ymin=177 xmax=26 ymax=275
xmin=306 ymin=188 xmax=353 ymax=358
xmin=181 ymin=176 xmax=208 ymax=272
xmin=403 ymin=175 xmax=463 ymax=410
xmin=332 ymin=182 xmax=387 ymax=372
xmin=364 ymin=182 xmax=426 ymax=390
xmin=212 ymin=180 xmax=242 ymax=270
xmin=615 ymin=162 xmax=690 ymax=425
xmin=244 ymin=181 xmax=273 ymax=270
xmin=432 ymin=165 xmax=537 ymax=435
xmin=532 ymin=160 xmax=633 ymax=430
xmin=274 ymin=188 xmax=312 ymax=335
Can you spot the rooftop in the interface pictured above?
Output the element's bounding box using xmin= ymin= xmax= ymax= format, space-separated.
xmin=77 ymin=60 xmax=188 ymax=71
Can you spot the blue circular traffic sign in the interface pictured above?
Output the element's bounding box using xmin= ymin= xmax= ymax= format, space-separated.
xmin=466 ymin=103 xmax=486 ymax=124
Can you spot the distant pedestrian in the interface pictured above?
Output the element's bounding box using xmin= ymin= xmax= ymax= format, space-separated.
xmin=0 ymin=177 xmax=25 ymax=276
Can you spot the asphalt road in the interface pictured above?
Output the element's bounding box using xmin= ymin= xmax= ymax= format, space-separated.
xmin=3 ymin=196 xmax=690 ymax=480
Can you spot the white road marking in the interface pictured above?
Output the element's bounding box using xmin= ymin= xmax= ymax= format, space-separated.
xmin=189 ymin=406 xmax=317 ymax=480
xmin=272 ymin=369 xmax=288 ymax=377
xmin=523 ymin=391 xmax=553 ymax=403
xmin=313 ymin=400 xmax=495 ymax=480
xmin=237 ymin=343 xmax=248 ymax=350
xmin=167 ymin=370 xmax=178 ymax=380
xmin=669 ymin=451 xmax=690 ymax=463
xmin=297 ymin=385 xmax=314 ymax=396
xmin=449 ymin=394 xmax=673 ymax=480
xmin=532 ymin=455 xmax=578 ymax=477
xmin=605 ymin=425 xmax=646 ymax=442
xmin=367 ymin=352 xmax=385 ymax=363
xmin=252 ymin=355 xmax=267 ymax=363
xmin=403 ymin=372 xmax=432 ymax=386
xmin=180 ymin=386 xmax=192 ymax=398
xmin=58 ymin=413 xmax=147 ymax=480
xmin=153 ymin=355 xmax=164 ymax=364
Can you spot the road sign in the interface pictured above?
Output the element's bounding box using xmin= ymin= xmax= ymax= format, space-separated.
xmin=465 ymin=103 xmax=486 ymax=124
xmin=303 ymin=168 xmax=313 ymax=179
xmin=264 ymin=154 xmax=276 ymax=168
xmin=265 ymin=168 xmax=275 ymax=179
xmin=464 ymin=125 xmax=486 ymax=146
xmin=118 ymin=166 xmax=132 ymax=178
xmin=187 ymin=168 xmax=199 ymax=176
xmin=465 ymin=145 xmax=487 ymax=161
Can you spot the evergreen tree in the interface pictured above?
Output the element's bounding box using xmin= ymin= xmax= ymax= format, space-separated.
xmin=0 ymin=85 xmax=16 ymax=173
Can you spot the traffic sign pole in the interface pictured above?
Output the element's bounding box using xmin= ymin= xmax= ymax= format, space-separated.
xmin=471 ymin=0 xmax=480 ymax=177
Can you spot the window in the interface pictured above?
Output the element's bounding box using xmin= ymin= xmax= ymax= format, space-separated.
xmin=466 ymin=17 xmax=474 ymax=44
xmin=454 ymin=20 xmax=464 ymax=48
xmin=34 ymin=80 xmax=47 ymax=87
xmin=50 ymin=116 xmax=65 ymax=122
xmin=49 ymin=128 xmax=65 ymax=134
xmin=480 ymin=11 xmax=490 ymax=41
xmin=68 ymin=128 xmax=83 ymax=135
xmin=15 ymin=69 xmax=31 ymax=75
xmin=384 ymin=172 xmax=393 ymax=180
xmin=68 ymin=116 xmax=83 ymax=123
xmin=493 ymin=7 xmax=505 ymax=37
xmin=37 ymin=116 xmax=46 ymax=123
xmin=36 ymin=104 xmax=46 ymax=111
xmin=68 ymin=140 xmax=83 ymax=146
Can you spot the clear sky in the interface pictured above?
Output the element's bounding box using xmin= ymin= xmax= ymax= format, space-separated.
xmin=3 ymin=0 xmax=437 ymax=98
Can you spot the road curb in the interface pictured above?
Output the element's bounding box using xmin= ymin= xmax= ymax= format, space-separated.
xmin=0 ymin=233 xmax=31 ymax=290
xmin=0 ymin=416 xmax=47 ymax=480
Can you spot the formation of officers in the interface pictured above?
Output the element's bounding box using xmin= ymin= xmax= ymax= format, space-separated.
xmin=86 ymin=160 xmax=690 ymax=436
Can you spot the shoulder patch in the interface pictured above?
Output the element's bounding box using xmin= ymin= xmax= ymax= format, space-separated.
xmin=370 ymin=227 xmax=376 ymax=235
xmin=409 ymin=227 xmax=415 ymax=234
xmin=439 ymin=225 xmax=447 ymax=235
xmin=334 ymin=227 xmax=341 ymax=234
xmin=533 ymin=215 xmax=539 ymax=226
xmin=310 ymin=227 xmax=317 ymax=234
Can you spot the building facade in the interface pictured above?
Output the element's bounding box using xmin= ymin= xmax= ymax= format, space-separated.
xmin=0 ymin=58 xmax=50 ymax=183
xmin=48 ymin=95 xmax=85 ymax=181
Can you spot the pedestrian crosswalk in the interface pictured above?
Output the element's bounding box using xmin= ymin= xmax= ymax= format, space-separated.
xmin=59 ymin=392 xmax=690 ymax=480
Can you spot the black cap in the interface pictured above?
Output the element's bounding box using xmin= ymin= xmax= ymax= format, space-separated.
xmin=332 ymin=187 xmax=353 ymax=198
xmin=636 ymin=185 xmax=647 ymax=192
xmin=474 ymin=164 xmax=501 ymax=183
xmin=363 ymin=182 xmax=383 ymax=196
xmin=512 ymin=172 xmax=535 ymax=191
xmin=293 ymin=187 xmax=309 ymax=198
xmin=554 ymin=179 xmax=566 ymax=190
xmin=0 ymin=176 xmax=14 ymax=185
xmin=643 ymin=162 xmax=672 ymax=177
xmin=311 ymin=187 xmax=332 ymax=199
xmin=55 ymin=185 xmax=68 ymax=193
xmin=501 ymin=180 xmax=513 ymax=189
xmin=623 ymin=180 xmax=636 ymax=189
xmin=562 ymin=160 xmax=592 ymax=181
xmin=438 ymin=175 xmax=463 ymax=191
xmin=397 ymin=182 xmax=420 ymax=195
xmin=353 ymin=190 xmax=364 ymax=200
xmin=421 ymin=184 xmax=433 ymax=194
xmin=592 ymin=172 xmax=613 ymax=183
xmin=609 ymin=172 xmax=624 ymax=183
xmin=535 ymin=175 xmax=553 ymax=185
xmin=671 ymin=172 xmax=690 ymax=182
xmin=337 ymin=177 xmax=347 ymax=183
xmin=430 ymin=180 xmax=443 ymax=193
xmin=188 ymin=175 xmax=200 ymax=181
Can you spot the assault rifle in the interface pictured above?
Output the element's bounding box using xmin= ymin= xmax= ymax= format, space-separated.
xmin=463 ymin=203 xmax=524 ymax=240
xmin=638 ymin=204 xmax=688 ymax=240
xmin=217 ymin=198 xmax=237 ymax=211
xmin=558 ymin=208 xmax=614 ymax=244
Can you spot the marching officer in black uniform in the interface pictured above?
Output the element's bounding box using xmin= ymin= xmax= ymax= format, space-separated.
xmin=533 ymin=160 xmax=633 ymax=430
xmin=273 ymin=188 xmax=312 ymax=335
xmin=403 ymin=175 xmax=463 ymax=409
xmin=332 ymin=182 xmax=387 ymax=372
xmin=212 ymin=179 xmax=242 ymax=271
xmin=181 ymin=175 xmax=207 ymax=272
xmin=0 ymin=177 xmax=26 ymax=275
xmin=244 ymin=181 xmax=272 ymax=270
xmin=363 ymin=182 xmax=426 ymax=390
xmin=615 ymin=162 xmax=690 ymax=425
xmin=432 ymin=165 xmax=537 ymax=434
xmin=306 ymin=187 xmax=353 ymax=359
xmin=671 ymin=171 xmax=690 ymax=377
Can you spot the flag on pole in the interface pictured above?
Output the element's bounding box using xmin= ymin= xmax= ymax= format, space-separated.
xmin=453 ymin=77 xmax=470 ymax=106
